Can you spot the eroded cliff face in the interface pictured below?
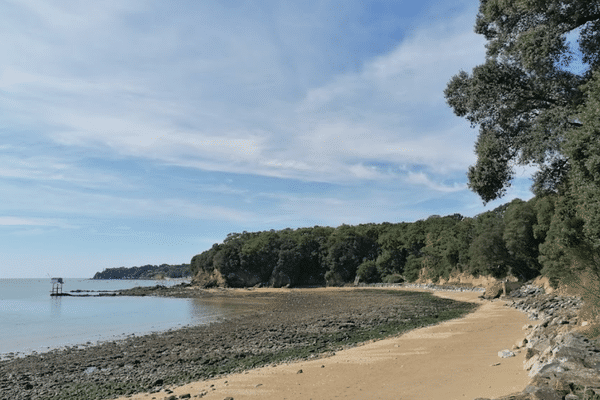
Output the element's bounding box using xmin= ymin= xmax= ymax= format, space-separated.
xmin=191 ymin=269 xmax=227 ymax=288
xmin=192 ymin=268 xmax=294 ymax=288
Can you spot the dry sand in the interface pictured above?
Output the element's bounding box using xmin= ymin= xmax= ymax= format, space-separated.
xmin=113 ymin=289 xmax=532 ymax=400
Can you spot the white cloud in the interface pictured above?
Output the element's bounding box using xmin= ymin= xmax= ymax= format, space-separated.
xmin=405 ymin=172 xmax=466 ymax=193
xmin=0 ymin=1 xmax=486 ymax=188
xmin=0 ymin=216 xmax=77 ymax=228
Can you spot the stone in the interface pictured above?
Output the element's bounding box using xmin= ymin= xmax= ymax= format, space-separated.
xmin=524 ymin=354 xmax=540 ymax=371
xmin=482 ymin=282 xmax=504 ymax=299
xmin=529 ymin=361 xmax=565 ymax=378
xmin=523 ymin=385 xmax=563 ymax=400
xmin=525 ymin=347 xmax=538 ymax=360
xmin=498 ymin=350 xmax=515 ymax=358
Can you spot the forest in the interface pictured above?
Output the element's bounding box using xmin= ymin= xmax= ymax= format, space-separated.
xmin=193 ymin=1 xmax=600 ymax=306
xmin=93 ymin=264 xmax=191 ymax=280
xmin=191 ymin=196 xmax=553 ymax=288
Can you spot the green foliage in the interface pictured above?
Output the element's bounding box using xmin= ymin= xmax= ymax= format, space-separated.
xmin=403 ymin=254 xmax=423 ymax=282
xmin=445 ymin=0 xmax=598 ymax=201
xmin=381 ymin=273 xmax=405 ymax=284
xmin=93 ymin=264 xmax=191 ymax=280
xmin=468 ymin=210 xmax=510 ymax=278
xmin=356 ymin=260 xmax=380 ymax=283
xmin=502 ymin=198 xmax=542 ymax=279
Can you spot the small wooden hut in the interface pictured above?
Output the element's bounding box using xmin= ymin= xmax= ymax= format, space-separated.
xmin=50 ymin=277 xmax=64 ymax=296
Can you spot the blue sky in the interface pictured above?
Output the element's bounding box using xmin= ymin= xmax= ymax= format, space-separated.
xmin=1 ymin=0 xmax=541 ymax=278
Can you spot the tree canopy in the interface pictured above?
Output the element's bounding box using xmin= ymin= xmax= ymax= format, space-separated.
xmin=444 ymin=0 xmax=600 ymax=202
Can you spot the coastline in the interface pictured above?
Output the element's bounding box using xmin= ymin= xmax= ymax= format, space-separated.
xmin=111 ymin=288 xmax=533 ymax=400
xmin=1 ymin=287 xmax=476 ymax=400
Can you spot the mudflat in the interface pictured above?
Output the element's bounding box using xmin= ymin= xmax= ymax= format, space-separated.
xmin=112 ymin=288 xmax=532 ymax=400
xmin=1 ymin=287 xmax=476 ymax=400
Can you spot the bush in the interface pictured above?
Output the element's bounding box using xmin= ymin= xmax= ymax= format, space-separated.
xmin=324 ymin=271 xmax=344 ymax=287
xmin=382 ymin=274 xmax=404 ymax=284
xmin=356 ymin=260 xmax=381 ymax=283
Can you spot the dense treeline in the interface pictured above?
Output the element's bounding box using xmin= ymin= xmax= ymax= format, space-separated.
xmin=191 ymin=196 xmax=562 ymax=287
xmin=443 ymin=0 xmax=600 ymax=308
xmin=93 ymin=264 xmax=191 ymax=280
xmin=193 ymin=0 xmax=600 ymax=307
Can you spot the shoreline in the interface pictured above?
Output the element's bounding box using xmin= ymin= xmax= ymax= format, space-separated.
xmin=1 ymin=287 xmax=476 ymax=400
xmin=111 ymin=288 xmax=533 ymax=400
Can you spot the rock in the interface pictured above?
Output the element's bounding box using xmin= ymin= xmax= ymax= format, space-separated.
xmin=524 ymin=354 xmax=540 ymax=371
xmin=523 ymin=385 xmax=563 ymax=400
xmin=515 ymin=338 xmax=528 ymax=348
xmin=498 ymin=350 xmax=515 ymax=358
xmin=297 ymin=369 xmax=303 ymax=374
xmin=529 ymin=361 xmax=565 ymax=378
xmin=180 ymin=395 xmax=191 ymax=399
xmin=482 ymin=282 xmax=504 ymax=299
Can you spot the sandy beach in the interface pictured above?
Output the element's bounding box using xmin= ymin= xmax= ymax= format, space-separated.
xmin=112 ymin=289 xmax=532 ymax=400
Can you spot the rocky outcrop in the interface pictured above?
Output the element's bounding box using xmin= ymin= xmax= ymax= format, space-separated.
xmin=481 ymin=280 xmax=525 ymax=299
xmin=478 ymin=284 xmax=600 ymax=400
xmin=191 ymin=269 xmax=227 ymax=288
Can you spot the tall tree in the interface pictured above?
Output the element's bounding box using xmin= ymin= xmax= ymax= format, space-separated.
xmin=444 ymin=0 xmax=599 ymax=202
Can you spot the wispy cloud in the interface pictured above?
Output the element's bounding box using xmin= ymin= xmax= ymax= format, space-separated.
xmin=1 ymin=1 xmax=485 ymax=187
xmin=0 ymin=216 xmax=77 ymax=229
xmin=0 ymin=0 xmax=533 ymax=277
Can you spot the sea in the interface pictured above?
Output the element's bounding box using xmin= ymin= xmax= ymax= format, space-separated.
xmin=0 ymin=278 xmax=247 ymax=359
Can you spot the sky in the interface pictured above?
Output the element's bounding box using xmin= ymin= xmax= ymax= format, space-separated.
xmin=0 ymin=0 xmax=543 ymax=278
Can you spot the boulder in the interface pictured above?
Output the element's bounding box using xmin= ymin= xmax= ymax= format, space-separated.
xmin=523 ymin=385 xmax=564 ymax=400
xmin=482 ymin=282 xmax=504 ymax=299
xmin=498 ymin=350 xmax=515 ymax=358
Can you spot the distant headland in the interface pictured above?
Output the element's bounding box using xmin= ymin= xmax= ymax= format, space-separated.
xmin=92 ymin=264 xmax=191 ymax=280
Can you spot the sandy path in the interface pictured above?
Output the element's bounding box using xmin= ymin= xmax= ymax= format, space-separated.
xmin=114 ymin=289 xmax=532 ymax=400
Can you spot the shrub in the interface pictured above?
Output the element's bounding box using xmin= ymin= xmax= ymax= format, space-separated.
xmin=356 ymin=260 xmax=381 ymax=283
xmin=382 ymin=274 xmax=404 ymax=284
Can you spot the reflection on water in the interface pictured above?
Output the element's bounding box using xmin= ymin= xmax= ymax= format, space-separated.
xmin=50 ymin=296 xmax=62 ymax=318
xmin=1 ymin=280 xmax=260 ymax=357
xmin=187 ymin=297 xmax=251 ymax=325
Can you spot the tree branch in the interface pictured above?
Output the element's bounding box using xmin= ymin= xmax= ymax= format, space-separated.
xmin=572 ymin=13 xmax=600 ymax=29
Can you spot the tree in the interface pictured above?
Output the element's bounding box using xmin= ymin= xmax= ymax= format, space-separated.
xmin=502 ymin=198 xmax=541 ymax=279
xmin=469 ymin=210 xmax=510 ymax=277
xmin=444 ymin=0 xmax=599 ymax=202
xmin=539 ymin=70 xmax=600 ymax=309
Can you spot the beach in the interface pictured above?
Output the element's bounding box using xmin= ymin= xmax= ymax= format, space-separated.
xmin=1 ymin=286 xmax=484 ymax=400
xmin=109 ymin=288 xmax=532 ymax=400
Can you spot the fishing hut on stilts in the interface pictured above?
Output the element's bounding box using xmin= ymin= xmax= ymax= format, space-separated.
xmin=50 ymin=277 xmax=64 ymax=296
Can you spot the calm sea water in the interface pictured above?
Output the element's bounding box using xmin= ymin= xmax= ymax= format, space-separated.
xmin=0 ymin=278 xmax=247 ymax=358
